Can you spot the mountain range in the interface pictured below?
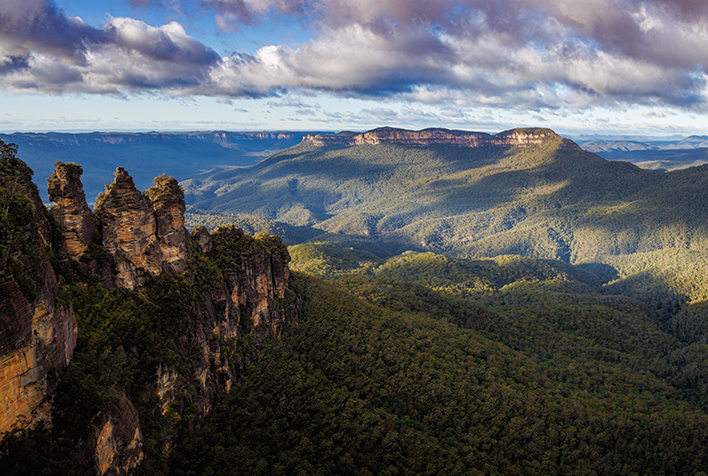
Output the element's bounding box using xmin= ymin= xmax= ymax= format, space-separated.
xmin=4 ymin=127 xmax=708 ymax=474
xmin=183 ymin=127 xmax=708 ymax=304
xmin=575 ymin=135 xmax=708 ymax=171
xmin=0 ymin=131 xmax=312 ymax=203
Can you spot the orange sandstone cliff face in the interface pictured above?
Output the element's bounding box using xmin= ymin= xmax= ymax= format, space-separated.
xmin=94 ymin=168 xmax=188 ymax=290
xmin=47 ymin=162 xmax=96 ymax=259
xmin=0 ymin=158 xmax=78 ymax=437
xmin=304 ymin=126 xmax=578 ymax=149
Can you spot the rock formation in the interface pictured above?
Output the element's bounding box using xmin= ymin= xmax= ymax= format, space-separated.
xmin=155 ymin=225 xmax=299 ymax=423
xmin=191 ymin=225 xmax=213 ymax=253
xmin=207 ymin=225 xmax=293 ymax=339
xmin=47 ymin=162 xmax=96 ymax=259
xmin=146 ymin=174 xmax=188 ymax=274
xmin=305 ymin=126 xmax=579 ymax=149
xmin=82 ymin=390 xmax=144 ymax=476
xmin=1 ymin=156 xmax=301 ymax=475
xmin=94 ymin=168 xmax=188 ymax=290
xmin=0 ymin=144 xmax=78 ymax=437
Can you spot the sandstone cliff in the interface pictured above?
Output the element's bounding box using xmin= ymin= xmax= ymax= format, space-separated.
xmin=154 ymin=224 xmax=299 ymax=431
xmin=2 ymin=154 xmax=301 ymax=475
xmin=304 ymin=126 xmax=579 ymax=149
xmin=94 ymin=168 xmax=188 ymax=290
xmin=81 ymin=390 xmax=144 ymax=476
xmin=47 ymin=162 xmax=96 ymax=259
xmin=0 ymin=143 xmax=78 ymax=437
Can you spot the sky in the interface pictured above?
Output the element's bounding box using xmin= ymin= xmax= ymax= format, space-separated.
xmin=1 ymin=0 xmax=708 ymax=136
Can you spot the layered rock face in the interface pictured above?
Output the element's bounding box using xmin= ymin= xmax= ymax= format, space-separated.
xmin=94 ymin=168 xmax=187 ymax=290
xmin=2 ymin=158 xmax=300 ymax=474
xmin=147 ymin=174 xmax=188 ymax=274
xmin=83 ymin=390 xmax=144 ymax=476
xmin=47 ymin=162 xmax=95 ymax=259
xmin=207 ymin=226 xmax=294 ymax=338
xmin=157 ymin=225 xmax=299 ymax=419
xmin=0 ymin=149 xmax=78 ymax=437
xmin=305 ymin=126 xmax=578 ymax=149
xmin=0 ymin=289 xmax=77 ymax=436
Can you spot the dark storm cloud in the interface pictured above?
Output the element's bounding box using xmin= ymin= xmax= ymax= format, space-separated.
xmin=0 ymin=54 xmax=30 ymax=74
xmin=0 ymin=0 xmax=103 ymax=62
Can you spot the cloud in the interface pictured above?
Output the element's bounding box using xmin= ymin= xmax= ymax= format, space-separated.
xmin=266 ymin=96 xmax=319 ymax=108
xmin=202 ymin=0 xmax=708 ymax=110
xmin=0 ymin=1 xmax=221 ymax=94
xmin=2 ymin=0 xmax=708 ymax=113
xmin=0 ymin=0 xmax=102 ymax=63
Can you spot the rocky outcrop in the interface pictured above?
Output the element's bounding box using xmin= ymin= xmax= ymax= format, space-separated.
xmin=208 ymin=225 xmax=294 ymax=339
xmin=47 ymin=162 xmax=96 ymax=259
xmin=0 ymin=144 xmax=78 ymax=437
xmin=94 ymin=168 xmax=188 ymax=290
xmin=146 ymin=174 xmax=188 ymax=274
xmin=305 ymin=127 xmax=579 ymax=149
xmin=2 ymin=154 xmax=301 ymax=474
xmin=191 ymin=225 xmax=213 ymax=253
xmin=150 ymin=226 xmax=299 ymax=428
xmin=82 ymin=390 xmax=144 ymax=476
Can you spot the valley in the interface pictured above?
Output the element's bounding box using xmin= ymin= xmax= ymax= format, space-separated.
xmin=3 ymin=127 xmax=708 ymax=474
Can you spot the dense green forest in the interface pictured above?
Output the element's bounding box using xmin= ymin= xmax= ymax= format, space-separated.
xmin=168 ymin=249 xmax=708 ymax=475
xmin=183 ymin=131 xmax=708 ymax=304
xmin=8 ymin=244 xmax=708 ymax=474
xmin=5 ymin=132 xmax=708 ymax=474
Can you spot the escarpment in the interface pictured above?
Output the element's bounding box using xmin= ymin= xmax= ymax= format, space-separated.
xmin=304 ymin=126 xmax=579 ymax=149
xmin=1 ymin=155 xmax=301 ymax=475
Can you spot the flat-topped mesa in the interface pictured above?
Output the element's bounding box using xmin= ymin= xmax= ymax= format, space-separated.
xmin=491 ymin=128 xmax=568 ymax=147
xmin=94 ymin=168 xmax=188 ymax=290
xmin=305 ymin=127 xmax=577 ymax=149
xmin=355 ymin=127 xmax=492 ymax=146
xmin=47 ymin=162 xmax=96 ymax=259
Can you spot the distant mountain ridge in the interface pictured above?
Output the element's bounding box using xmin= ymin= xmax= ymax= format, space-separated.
xmin=304 ymin=126 xmax=578 ymax=148
xmin=576 ymin=135 xmax=708 ymax=171
xmin=579 ymin=135 xmax=708 ymax=152
xmin=0 ymin=130 xmax=320 ymax=202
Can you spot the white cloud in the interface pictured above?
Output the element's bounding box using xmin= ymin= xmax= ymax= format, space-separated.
xmin=3 ymin=0 xmax=708 ymax=116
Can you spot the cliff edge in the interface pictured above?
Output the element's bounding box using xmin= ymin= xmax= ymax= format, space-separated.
xmin=0 ymin=142 xmax=78 ymax=437
xmin=1 ymin=153 xmax=301 ymax=475
xmin=304 ymin=126 xmax=579 ymax=149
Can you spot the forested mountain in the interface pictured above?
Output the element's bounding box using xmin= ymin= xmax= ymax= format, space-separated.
xmin=184 ymin=127 xmax=708 ymax=304
xmin=4 ymin=130 xmax=708 ymax=475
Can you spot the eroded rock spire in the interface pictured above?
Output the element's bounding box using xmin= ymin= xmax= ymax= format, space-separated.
xmin=94 ymin=167 xmax=188 ymax=290
xmin=47 ymin=162 xmax=95 ymax=259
